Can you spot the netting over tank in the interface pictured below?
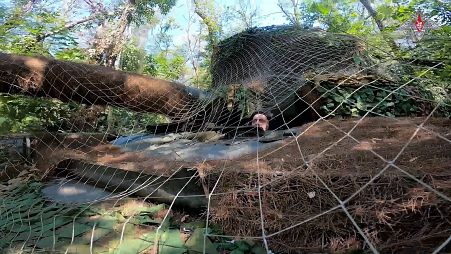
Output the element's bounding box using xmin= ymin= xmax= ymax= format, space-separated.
xmin=0 ymin=24 xmax=450 ymax=254
xmin=211 ymin=26 xmax=365 ymax=115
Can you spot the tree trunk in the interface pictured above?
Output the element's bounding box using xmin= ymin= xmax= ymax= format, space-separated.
xmin=277 ymin=0 xmax=302 ymax=27
xmin=93 ymin=1 xmax=134 ymax=67
xmin=0 ymin=53 xmax=197 ymax=118
xmin=359 ymin=0 xmax=399 ymax=51
xmin=359 ymin=0 xmax=384 ymax=31
xmin=193 ymin=0 xmax=220 ymax=50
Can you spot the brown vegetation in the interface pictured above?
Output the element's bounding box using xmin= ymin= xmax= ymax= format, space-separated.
xmin=204 ymin=117 xmax=451 ymax=253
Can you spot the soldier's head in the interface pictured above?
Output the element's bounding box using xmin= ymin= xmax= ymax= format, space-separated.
xmin=251 ymin=111 xmax=270 ymax=131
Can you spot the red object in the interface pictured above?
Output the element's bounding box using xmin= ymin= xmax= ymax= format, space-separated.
xmin=415 ymin=14 xmax=424 ymax=32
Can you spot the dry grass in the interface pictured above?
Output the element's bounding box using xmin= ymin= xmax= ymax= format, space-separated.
xmin=202 ymin=117 xmax=451 ymax=253
xmin=27 ymin=116 xmax=451 ymax=253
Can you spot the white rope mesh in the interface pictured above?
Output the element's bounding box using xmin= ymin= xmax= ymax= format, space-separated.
xmin=0 ymin=24 xmax=450 ymax=254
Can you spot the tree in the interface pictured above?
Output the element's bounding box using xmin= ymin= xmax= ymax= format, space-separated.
xmin=119 ymin=42 xmax=157 ymax=75
xmin=132 ymin=16 xmax=188 ymax=82
xmin=153 ymin=17 xmax=179 ymax=53
xmin=193 ymin=0 xmax=221 ymax=51
xmin=0 ymin=2 xmax=65 ymax=55
xmin=228 ymin=0 xmax=259 ymax=30
xmin=0 ymin=0 xmax=40 ymax=36
xmin=188 ymin=0 xmax=225 ymax=88
xmin=183 ymin=6 xmax=209 ymax=88
xmin=278 ymin=0 xmax=302 ymax=27
xmin=89 ymin=0 xmax=176 ymax=67
xmin=0 ymin=53 xmax=196 ymax=117
xmin=359 ymin=0 xmax=384 ymax=31
xmin=153 ymin=50 xmax=187 ymax=81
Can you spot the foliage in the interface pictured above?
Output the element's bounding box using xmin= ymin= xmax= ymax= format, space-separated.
xmin=0 ymin=3 xmax=89 ymax=134
xmin=0 ymin=181 xmax=161 ymax=252
xmin=0 ymin=4 xmax=80 ymax=56
xmin=222 ymin=0 xmax=260 ymax=32
xmin=120 ymin=41 xmax=186 ymax=82
xmin=120 ymin=43 xmax=157 ymax=75
xmin=129 ymin=0 xmax=177 ymax=26
xmin=0 ymin=94 xmax=168 ymax=135
xmin=0 ymin=0 xmax=449 ymax=132
xmin=192 ymin=0 xmax=222 ymax=88
xmin=97 ymin=107 xmax=168 ymax=135
xmin=0 ymin=95 xmax=76 ymax=134
xmin=154 ymin=17 xmax=180 ymax=52
xmin=194 ymin=0 xmax=222 ymax=50
xmin=318 ymin=84 xmax=436 ymax=118
xmin=191 ymin=63 xmax=212 ymax=89
xmin=0 ymin=1 xmax=176 ymax=135
xmin=54 ymin=47 xmax=89 ymax=62
xmin=153 ymin=50 xmax=187 ymax=81
xmin=90 ymin=0 xmax=177 ymax=67
xmin=396 ymin=17 xmax=451 ymax=117
xmin=244 ymin=0 xmax=450 ymax=119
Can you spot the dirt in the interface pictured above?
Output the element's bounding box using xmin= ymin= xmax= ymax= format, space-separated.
xmin=195 ymin=116 xmax=451 ymax=178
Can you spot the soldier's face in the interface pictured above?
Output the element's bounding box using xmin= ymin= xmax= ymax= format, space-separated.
xmin=252 ymin=113 xmax=269 ymax=131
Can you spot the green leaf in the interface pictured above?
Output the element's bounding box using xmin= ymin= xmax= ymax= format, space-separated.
xmin=30 ymin=216 xmax=73 ymax=233
xmin=0 ymin=116 xmax=9 ymax=126
xmin=64 ymin=243 xmax=108 ymax=254
xmin=140 ymin=232 xmax=157 ymax=243
xmin=75 ymin=227 xmax=112 ymax=245
xmin=236 ymin=240 xmax=251 ymax=251
xmin=356 ymin=101 xmax=365 ymax=110
xmin=160 ymin=229 xmax=185 ymax=248
xmin=80 ymin=215 xmax=117 ymax=230
xmin=98 ymin=218 xmax=117 ymax=230
xmin=133 ymin=204 xmax=166 ymax=215
xmin=353 ymin=55 xmax=362 ymax=65
xmin=26 ymin=208 xmax=67 ymax=224
xmin=131 ymin=215 xmax=160 ymax=225
xmin=215 ymin=242 xmax=236 ymax=251
xmin=111 ymin=238 xmax=153 ymax=254
xmin=184 ymin=228 xmax=219 ymax=254
xmin=159 ymin=245 xmax=186 ymax=254
xmin=251 ymin=245 xmax=267 ymax=254
xmin=55 ymin=222 xmax=93 ymax=238
xmin=35 ymin=235 xmax=57 ymax=249
xmin=181 ymin=221 xmax=206 ymax=230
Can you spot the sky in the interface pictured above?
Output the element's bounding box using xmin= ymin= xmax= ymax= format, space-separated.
xmin=159 ymin=0 xmax=290 ymax=48
xmin=169 ymin=0 xmax=289 ymax=27
xmin=1 ymin=0 xmax=294 ymax=55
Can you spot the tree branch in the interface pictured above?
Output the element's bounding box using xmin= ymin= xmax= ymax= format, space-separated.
xmin=359 ymin=0 xmax=384 ymax=31
xmin=36 ymin=15 xmax=99 ymax=42
xmin=291 ymin=0 xmax=301 ymax=27
xmin=193 ymin=0 xmax=220 ymax=48
xmin=277 ymin=1 xmax=300 ymax=27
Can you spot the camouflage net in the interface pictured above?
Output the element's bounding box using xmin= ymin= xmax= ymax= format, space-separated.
xmin=0 ymin=24 xmax=450 ymax=254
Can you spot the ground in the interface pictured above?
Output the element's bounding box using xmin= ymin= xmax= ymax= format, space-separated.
xmin=1 ymin=116 xmax=450 ymax=253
